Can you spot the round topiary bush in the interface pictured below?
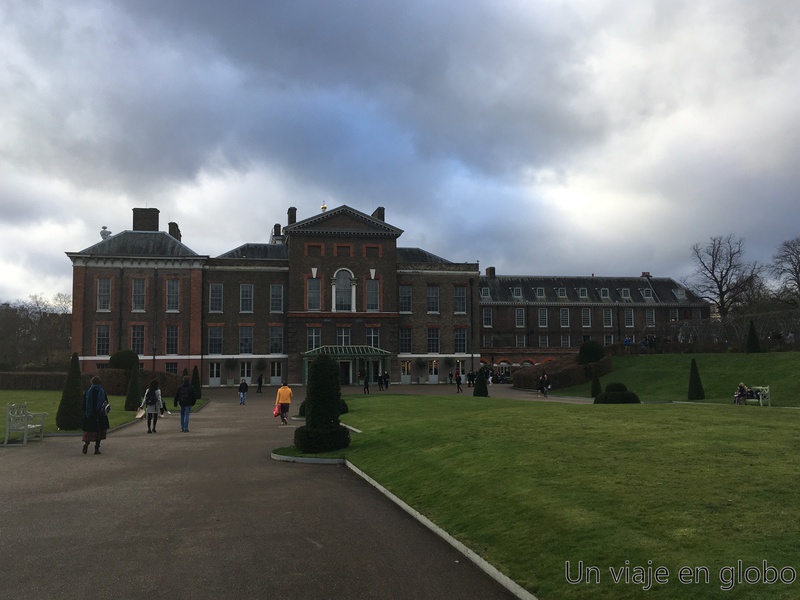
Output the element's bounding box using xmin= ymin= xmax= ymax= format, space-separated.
xmin=594 ymin=382 xmax=641 ymax=404
xmin=578 ymin=340 xmax=605 ymax=365
xmin=108 ymin=349 xmax=140 ymax=371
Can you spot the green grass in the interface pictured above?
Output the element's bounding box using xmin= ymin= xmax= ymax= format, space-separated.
xmin=558 ymin=353 xmax=800 ymax=406
xmin=331 ymin=394 xmax=800 ymax=599
xmin=1 ymin=390 xmax=208 ymax=439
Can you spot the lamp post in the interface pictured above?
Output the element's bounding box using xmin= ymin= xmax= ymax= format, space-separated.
xmin=469 ymin=277 xmax=475 ymax=374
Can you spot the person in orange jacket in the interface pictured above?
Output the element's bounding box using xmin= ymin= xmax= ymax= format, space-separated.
xmin=275 ymin=382 xmax=292 ymax=425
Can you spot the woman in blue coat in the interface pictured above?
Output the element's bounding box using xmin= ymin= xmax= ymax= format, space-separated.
xmin=82 ymin=376 xmax=110 ymax=455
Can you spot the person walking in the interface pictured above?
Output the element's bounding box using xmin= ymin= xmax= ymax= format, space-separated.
xmin=256 ymin=372 xmax=263 ymax=393
xmin=363 ymin=373 xmax=370 ymax=394
xmin=140 ymin=379 xmax=163 ymax=433
xmin=275 ymin=382 xmax=292 ymax=425
xmin=455 ymin=371 xmax=463 ymax=393
xmin=174 ymin=375 xmax=197 ymax=433
xmin=82 ymin=376 xmax=110 ymax=455
xmin=238 ymin=378 xmax=248 ymax=405
xmin=539 ymin=372 xmax=550 ymax=398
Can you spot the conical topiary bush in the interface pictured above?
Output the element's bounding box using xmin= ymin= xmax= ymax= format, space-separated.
xmin=56 ymin=352 xmax=84 ymax=430
xmin=688 ymin=358 xmax=705 ymax=400
xmin=473 ymin=368 xmax=489 ymax=397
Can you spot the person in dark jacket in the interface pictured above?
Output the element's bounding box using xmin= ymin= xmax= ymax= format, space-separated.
xmin=174 ymin=376 xmax=197 ymax=433
xmin=238 ymin=378 xmax=248 ymax=405
xmin=82 ymin=376 xmax=110 ymax=455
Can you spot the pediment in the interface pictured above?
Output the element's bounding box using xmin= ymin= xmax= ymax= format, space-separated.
xmin=283 ymin=205 xmax=403 ymax=238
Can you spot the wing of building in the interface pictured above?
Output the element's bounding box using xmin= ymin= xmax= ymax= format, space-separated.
xmin=66 ymin=206 xmax=708 ymax=386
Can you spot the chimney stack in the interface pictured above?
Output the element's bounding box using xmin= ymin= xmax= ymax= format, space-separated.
xmin=288 ymin=207 xmax=297 ymax=225
xmin=642 ymin=271 xmax=651 ymax=278
xmin=168 ymin=222 xmax=181 ymax=241
xmin=270 ymin=223 xmax=285 ymax=244
xmin=486 ymin=266 xmax=496 ymax=279
xmin=371 ymin=207 xmax=385 ymax=222
xmin=132 ymin=208 xmax=159 ymax=232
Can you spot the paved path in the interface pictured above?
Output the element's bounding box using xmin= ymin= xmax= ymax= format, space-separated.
xmin=1 ymin=386 xmax=531 ymax=600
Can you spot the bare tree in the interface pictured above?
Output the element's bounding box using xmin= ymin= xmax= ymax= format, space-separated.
xmin=771 ymin=236 xmax=800 ymax=308
xmin=0 ymin=294 xmax=73 ymax=368
xmin=686 ymin=234 xmax=761 ymax=319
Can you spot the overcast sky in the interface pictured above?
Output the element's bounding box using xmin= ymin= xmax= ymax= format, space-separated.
xmin=2 ymin=0 xmax=799 ymax=303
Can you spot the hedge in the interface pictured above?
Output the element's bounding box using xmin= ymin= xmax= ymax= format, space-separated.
xmin=0 ymin=369 xmax=184 ymax=396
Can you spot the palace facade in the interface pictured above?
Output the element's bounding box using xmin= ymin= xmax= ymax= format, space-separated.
xmin=67 ymin=205 xmax=708 ymax=386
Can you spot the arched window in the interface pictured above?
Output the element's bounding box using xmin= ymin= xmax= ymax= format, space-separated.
xmin=333 ymin=269 xmax=355 ymax=312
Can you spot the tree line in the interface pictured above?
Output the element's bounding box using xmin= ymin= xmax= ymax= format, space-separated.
xmin=685 ymin=233 xmax=800 ymax=319
xmin=0 ymin=293 xmax=72 ymax=370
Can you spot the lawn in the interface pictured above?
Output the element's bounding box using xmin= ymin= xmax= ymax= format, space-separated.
xmin=1 ymin=390 xmax=208 ymax=439
xmin=559 ymin=353 xmax=800 ymax=406
xmin=329 ymin=393 xmax=800 ymax=600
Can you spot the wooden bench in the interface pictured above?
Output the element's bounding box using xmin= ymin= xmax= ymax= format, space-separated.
xmin=3 ymin=403 xmax=49 ymax=446
xmin=745 ymin=386 xmax=771 ymax=407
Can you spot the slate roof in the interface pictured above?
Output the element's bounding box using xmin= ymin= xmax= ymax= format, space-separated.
xmin=396 ymin=248 xmax=452 ymax=264
xmin=480 ymin=275 xmax=704 ymax=304
xmin=68 ymin=231 xmax=200 ymax=257
xmin=216 ymin=243 xmax=288 ymax=260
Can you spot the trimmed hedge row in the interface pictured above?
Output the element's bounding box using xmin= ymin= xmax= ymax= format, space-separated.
xmin=0 ymin=369 xmax=184 ymax=397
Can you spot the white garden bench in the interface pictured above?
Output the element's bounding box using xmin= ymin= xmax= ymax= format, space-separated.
xmin=746 ymin=386 xmax=771 ymax=407
xmin=3 ymin=403 xmax=49 ymax=446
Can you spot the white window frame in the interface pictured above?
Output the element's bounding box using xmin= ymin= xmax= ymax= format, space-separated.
xmin=366 ymin=279 xmax=380 ymax=312
xmin=454 ymin=286 xmax=467 ymax=313
xmin=166 ymin=279 xmax=180 ymax=312
xmin=307 ymin=278 xmax=321 ymax=311
xmin=209 ymin=283 xmax=223 ymax=313
xmin=399 ymin=285 xmax=412 ymax=312
xmin=97 ymin=278 xmax=111 ymax=312
xmin=427 ymin=285 xmax=440 ymax=313
xmin=270 ymin=284 xmax=283 ymax=313
xmin=240 ymin=284 xmax=254 ymax=313
xmin=132 ymin=278 xmax=146 ymax=312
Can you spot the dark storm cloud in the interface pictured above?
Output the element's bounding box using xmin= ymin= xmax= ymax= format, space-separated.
xmin=1 ymin=0 xmax=800 ymax=301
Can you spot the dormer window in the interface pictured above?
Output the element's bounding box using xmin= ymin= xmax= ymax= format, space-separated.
xmin=557 ymin=287 xmax=567 ymax=298
xmin=578 ymin=287 xmax=588 ymax=299
xmin=674 ymin=288 xmax=687 ymax=300
xmin=512 ymin=287 xmax=522 ymax=299
xmin=535 ymin=287 xmax=545 ymax=299
xmin=600 ymin=288 xmax=609 ymax=299
xmin=480 ymin=287 xmax=490 ymax=299
xmin=621 ymin=288 xmax=631 ymax=299
xmin=642 ymin=288 xmax=653 ymax=299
